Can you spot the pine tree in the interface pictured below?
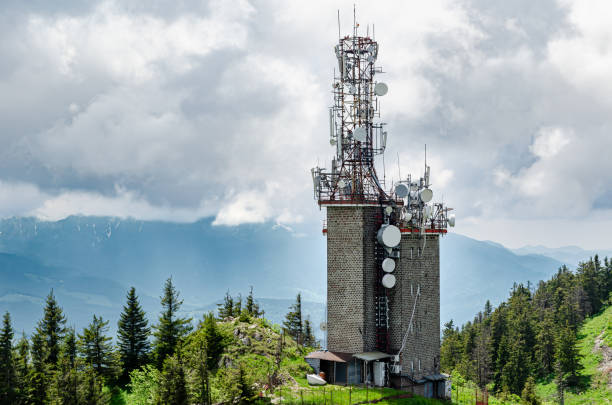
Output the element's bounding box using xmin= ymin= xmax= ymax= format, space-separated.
xmin=535 ymin=312 xmax=556 ymax=376
xmin=78 ymin=364 xmax=109 ymax=405
xmin=49 ymin=330 xmax=79 ymax=405
xmin=440 ymin=320 xmax=462 ymax=372
xmin=157 ymin=355 xmax=188 ymax=405
xmin=13 ymin=333 xmax=30 ymax=403
xmin=64 ymin=327 xmax=78 ymax=369
xmin=283 ymin=293 xmax=303 ymax=345
xmin=484 ymin=300 xmax=493 ymax=318
xmin=233 ymin=294 xmax=243 ymax=316
xmin=78 ymin=315 xmax=116 ymax=379
xmin=29 ymin=331 xmax=49 ymax=405
xmin=521 ymin=376 xmax=540 ymax=405
xmin=200 ymin=313 xmax=224 ymax=371
xmin=53 ymin=328 xmax=79 ymax=404
xmin=554 ymin=324 xmax=581 ymax=387
xmin=245 ymin=287 xmax=264 ymax=318
xmin=118 ymin=287 xmax=150 ymax=381
xmin=37 ymin=290 xmax=66 ymax=366
xmin=235 ymin=364 xmax=255 ymax=403
xmin=153 ymin=278 xmax=193 ymax=368
xmin=303 ymin=316 xmax=317 ymax=348
xmin=0 ymin=312 xmax=16 ymax=403
xmin=217 ymin=290 xmax=234 ymax=320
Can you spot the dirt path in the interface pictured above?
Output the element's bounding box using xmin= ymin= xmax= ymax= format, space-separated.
xmin=594 ymin=331 xmax=612 ymax=389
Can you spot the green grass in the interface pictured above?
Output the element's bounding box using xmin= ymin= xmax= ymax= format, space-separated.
xmin=535 ymin=306 xmax=612 ymax=404
xmin=270 ymin=381 xmax=445 ymax=405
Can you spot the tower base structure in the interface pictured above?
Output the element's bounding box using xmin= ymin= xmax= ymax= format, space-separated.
xmin=305 ymin=205 xmax=449 ymax=399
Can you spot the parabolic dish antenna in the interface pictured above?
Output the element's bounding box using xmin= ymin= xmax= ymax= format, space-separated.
xmin=384 ymin=206 xmax=393 ymax=215
xmin=419 ymin=188 xmax=433 ymax=203
xmin=375 ymin=82 xmax=388 ymax=96
xmin=353 ymin=126 xmax=367 ymax=142
xmin=320 ymin=322 xmax=327 ymax=331
xmin=395 ymin=183 xmax=409 ymax=198
xmin=382 ymin=274 xmax=396 ymax=288
xmin=377 ymin=224 xmax=401 ymax=248
xmin=402 ymin=207 xmax=412 ymax=221
xmin=382 ymin=258 xmax=396 ymax=273
xmin=448 ymin=214 xmax=456 ymax=227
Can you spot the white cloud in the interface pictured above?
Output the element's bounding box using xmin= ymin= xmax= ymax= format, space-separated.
xmin=530 ymin=127 xmax=571 ymax=158
xmin=3 ymin=0 xmax=612 ymax=249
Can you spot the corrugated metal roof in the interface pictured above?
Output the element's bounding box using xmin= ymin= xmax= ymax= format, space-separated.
xmin=304 ymin=350 xmax=354 ymax=363
xmin=423 ymin=374 xmax=448 ymax=381
xmin=353 ymin=351 xmax=393 ymax=361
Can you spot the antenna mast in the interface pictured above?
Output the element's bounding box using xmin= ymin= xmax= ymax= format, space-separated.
xmin=312 ymin=9 xmax=390 ymax=205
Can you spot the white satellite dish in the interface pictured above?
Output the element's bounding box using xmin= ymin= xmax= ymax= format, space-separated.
xmin=320 ymin=322 xmax=327 ymax=331
xmin=395 ymin=183 xmax=409 ymax=198
xmin=448 ymin=214 xmax=456 ymax=227
xmin=338 ymin=179 xmax=346 ymax=188
xmin=384 ymin=206 xmax=393 ymax=215
xmin=374 ymin=82 xmax=388 ymax=96
xmin=353 ymin=126 xmax=367 ymax=142
xmin=382 ymin=274 xmax=396 ymax=288
xmin=419 ymin=188 xmax=433 ymax=203
xmin=377 ymin=224 xmax=401 ymax=248
xmin=424 ymin=205 xmax=432 ymax=219
xmin=382 ymin=258 xmax=396 ymax=273
xmin=402 ymin=207 xmax=412 ymax=221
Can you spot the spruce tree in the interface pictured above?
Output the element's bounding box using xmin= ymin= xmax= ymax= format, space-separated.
xmin=50 ymin=329 xmax=79 ymax=405
xmin=521 ymin=376 xmax=540 ymax=405
xmin=29 ymin=331 xmax=48 ymax=405
xmin=217 ymin=290 xmax=234 ymax=319
xmin=245 ymin=287 xmax=264 ymax=318
xmin=157 ymin=355 xmax=188 ymax=405
xmin=303 ymin=316 xmax=317 ymax=348
xmin=13 ymin=333 xmax=30 ymax=403
xmin=201 ymin=313 xmax=224 ymax=370
xmin=554 ymin=324 xmax=581 ymax=387
xmin=37 ymin=289 xmax=66 ymax=366
xmin=0 ymin=312 xmax=15 ymax=403
xmin=78 ymin=364 xmax=109 ymax=405
xmin=118 ymin=287 xmax=151 ymax=381
xmin=233 ymin=294 xmax=243 ymax=316
xmin=283 ymin=293 xmax=303 ymax=345
xmin=153 ymin=278 xmax=192 ymax=368
xmin=78 ymin=315 xmax=116 ymax=378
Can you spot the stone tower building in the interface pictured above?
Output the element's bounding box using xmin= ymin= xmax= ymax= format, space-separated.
xmin=308 ymin=21 xmax=454 ymax=396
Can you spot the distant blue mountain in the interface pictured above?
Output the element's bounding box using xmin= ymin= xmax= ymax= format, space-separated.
xmin=0 ymin=216 xmax=566 ymax=339
xmin=440 ymin=233 xmax=563 ymax=325
xmin=511 ymin=244 xmax=612 ymax=268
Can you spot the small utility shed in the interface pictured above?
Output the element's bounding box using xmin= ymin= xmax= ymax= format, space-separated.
xmin=304 ymin=351 xmax=361 ymax=384
xmin=353 ymin=352 xmax=393 ymax=386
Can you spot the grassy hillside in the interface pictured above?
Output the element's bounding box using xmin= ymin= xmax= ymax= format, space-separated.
xmin=111 ymin=315 xmax=447 ymax=404
xmin=449 ymin=306 xmax=612 ymax=405
xmin=535 ymin=306 xmax=612 ymax=404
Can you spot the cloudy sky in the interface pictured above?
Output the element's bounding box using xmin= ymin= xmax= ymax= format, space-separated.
xmin=1 ymin=0 xmax=611 ymax=249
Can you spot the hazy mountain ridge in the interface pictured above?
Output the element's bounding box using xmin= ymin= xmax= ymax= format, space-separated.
xmin=0 ymin=216 xmax=566 ymax=340
xmin=511 ymin=244 xmax=612 ymax=268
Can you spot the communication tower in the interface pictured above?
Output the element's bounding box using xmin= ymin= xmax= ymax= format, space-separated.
xmin=308 ymin=14 xmax=455 ymax=396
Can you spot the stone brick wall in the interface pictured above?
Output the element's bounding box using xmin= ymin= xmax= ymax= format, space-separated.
xmin=326 ymin=206 xmax=441 ymax=381
xmin=326 ymin=206 xmax=379 ymax=353
xmin=388 ymin=234 xmax=440 ymax=379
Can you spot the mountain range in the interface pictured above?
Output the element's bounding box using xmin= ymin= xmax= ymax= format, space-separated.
xmin=0 ymin=215 xmax=599 ymax=341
